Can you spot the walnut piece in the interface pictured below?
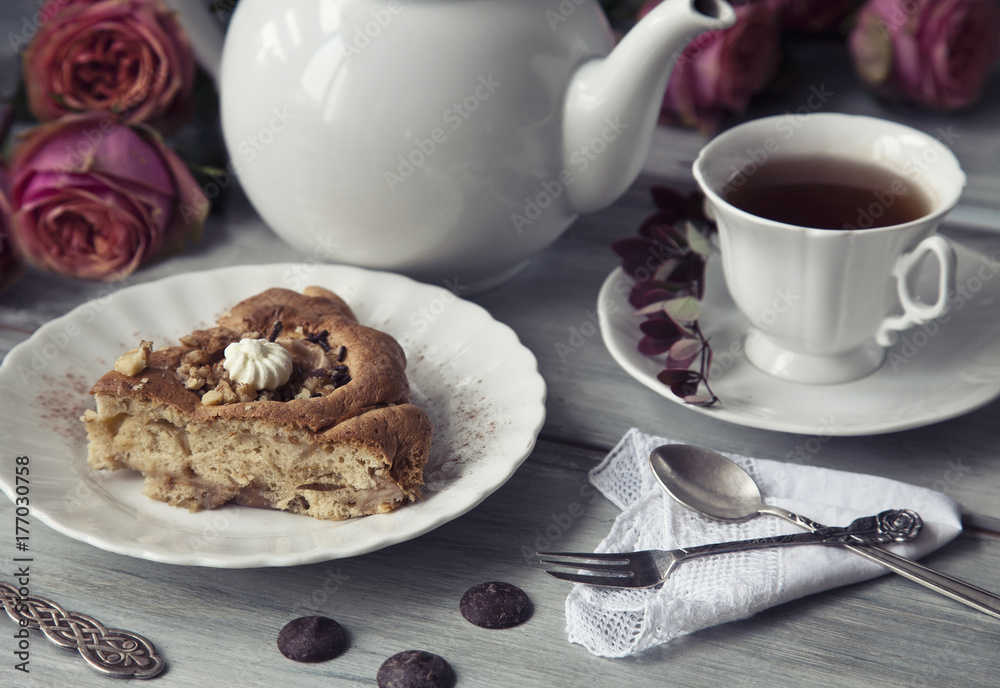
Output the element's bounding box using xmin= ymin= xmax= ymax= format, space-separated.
xmin=201 ymin=390 xmax=224 ymax=406
xmin=175 ymin=329 xmax=351 ymax=406
xmin=114 ymin=341 xmax=153 ymax=377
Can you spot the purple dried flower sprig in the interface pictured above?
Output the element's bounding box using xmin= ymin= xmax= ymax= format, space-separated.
xmin=611 ymin=186 xmax=719 ymax=406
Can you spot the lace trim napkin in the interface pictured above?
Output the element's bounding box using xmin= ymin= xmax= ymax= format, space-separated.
xmin=565 ymin=428 xmax=963 ymax=657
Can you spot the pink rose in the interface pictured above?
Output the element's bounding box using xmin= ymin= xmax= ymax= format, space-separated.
xmin=767 ymin=0 xmax=862 ymax=33
xmin=9 ymin=114 xmax=208 ymax=281
xmin=644 ymin=0 xmax=781 ymax=132
xmin=850 ymin=0 xmax=1000 ymax=110
xmin=23 ymin=0 xmax=196 ymax=133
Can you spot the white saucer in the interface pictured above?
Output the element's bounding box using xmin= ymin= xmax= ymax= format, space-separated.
xmin=598 ymin=242 xmax=1000 ymax=435
xmin=0 ymin=264 xmax=546 ymax=567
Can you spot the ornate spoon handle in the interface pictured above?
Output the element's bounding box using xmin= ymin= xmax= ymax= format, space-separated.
xmin=678 ymin=508 xmax=922 ymax=558
xmin=0 ymin=581 xmax=165 ymax=679
xmin=763 ymin=506 xmax=1000 ymax=621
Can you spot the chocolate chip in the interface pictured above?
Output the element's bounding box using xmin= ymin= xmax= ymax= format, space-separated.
xmin=277 ymin=616 xmax=347 ymax=662
xmin=268 ymin=320 xmax=283 ymax=342
xmin=304 ymin=329 xmax=331 ymax=351
xmin=459 ymin=581 xmax=532 ymax=629
xmin=377 ymin=650 xmax=455 ymax=688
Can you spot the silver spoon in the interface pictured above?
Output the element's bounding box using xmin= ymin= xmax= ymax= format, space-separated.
xmin=650 ymin=444 xmax=1000 ymax=620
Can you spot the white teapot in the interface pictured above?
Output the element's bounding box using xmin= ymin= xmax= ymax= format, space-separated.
xmin=221 ymin=0 xmax=734 ymax=289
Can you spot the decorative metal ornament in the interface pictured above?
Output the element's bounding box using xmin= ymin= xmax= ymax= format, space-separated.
xmin=0 ymin=582 xmax=165 ymax=679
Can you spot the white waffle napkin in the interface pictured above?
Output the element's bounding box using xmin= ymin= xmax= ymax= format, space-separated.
xmin=564 ymin=428 xmax=963 ymax=657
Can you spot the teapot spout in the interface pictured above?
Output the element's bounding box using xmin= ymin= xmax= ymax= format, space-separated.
xmin=562 ymin=0 xmax=735 ymax=214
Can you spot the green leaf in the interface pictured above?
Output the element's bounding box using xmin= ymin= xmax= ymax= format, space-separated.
xmin=669 ymin=337 xmax=703 ymax=361
xmin=653 ymin=258 xmax=680 ymax=282
xmin=633 ymin=299 xmax=671 ymax=316
xmin=663 ymin=296 xmax=700 ymax=324
xmin=684 ymin=220 xmax=713 ymax=257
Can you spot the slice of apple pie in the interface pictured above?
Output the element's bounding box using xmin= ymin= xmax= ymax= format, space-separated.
xmin=82 ymin=286 xmax=432 ymax=521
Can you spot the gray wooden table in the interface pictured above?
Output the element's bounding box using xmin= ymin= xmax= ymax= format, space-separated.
xmin=2 ymin=4 xmax=1000 ymax=686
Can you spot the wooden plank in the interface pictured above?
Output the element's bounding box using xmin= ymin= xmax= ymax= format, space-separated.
xmin=2 ymin=439 xmax=999 ymax=687
xmin=2 ymin=4 xmax=1000 ymax=686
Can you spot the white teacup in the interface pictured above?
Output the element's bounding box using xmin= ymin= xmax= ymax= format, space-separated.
xmin=693 ymin=113 xmax=966 ymax=384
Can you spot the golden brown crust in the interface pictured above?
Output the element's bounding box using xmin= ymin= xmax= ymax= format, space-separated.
xmin=318 ymin=403 xmax=434 ymax=497
xmin=85 ymin=287 xmax=432 ymax=518
xmin=89 ymin=287 xmax=416 ymax=433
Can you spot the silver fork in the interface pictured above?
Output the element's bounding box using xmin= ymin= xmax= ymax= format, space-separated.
xmin=538 ymin=508 xmax=921 ymax=588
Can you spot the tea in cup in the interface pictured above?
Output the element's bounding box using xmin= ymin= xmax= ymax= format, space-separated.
xmin=693 ymin=113 xmax=966 ymax=384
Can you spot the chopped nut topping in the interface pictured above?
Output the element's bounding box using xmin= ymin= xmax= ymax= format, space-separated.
xmin=202 ymin=390 xmax=223 ymax=405
xmin=182 ymin=350 xmax=211 ymax=366
xmin=216 ymin=380 xmax=238 ymax=404
xmin=114 ymin=341 xmax=153 ymax=377
xmin=236 ymin=383 xmax=256 ymax=403
xmin=176 ymin=329 xmax=351 ymax=406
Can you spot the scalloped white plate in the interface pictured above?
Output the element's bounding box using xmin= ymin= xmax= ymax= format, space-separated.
xmin=598 ymin=242 xmax=1000 ymax=435
xmin=0 ymin=264 xmax=545 ymax=567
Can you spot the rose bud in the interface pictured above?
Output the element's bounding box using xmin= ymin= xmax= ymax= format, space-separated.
xmin=767 ymin=0 xmax=862 ymax=34
xmin=9 ymin=114 xmax=208 ymax=281
xmin=643 ymin=0 xmax=781 ymax=132
xmin=850 ymin=0 xmax=1000 ymax=110
xmin=23 ymin=0 xmax=196 ymax=133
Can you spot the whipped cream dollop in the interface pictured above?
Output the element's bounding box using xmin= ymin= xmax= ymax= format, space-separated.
xmin=223 ymin=338 xmax=293 ymax=391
